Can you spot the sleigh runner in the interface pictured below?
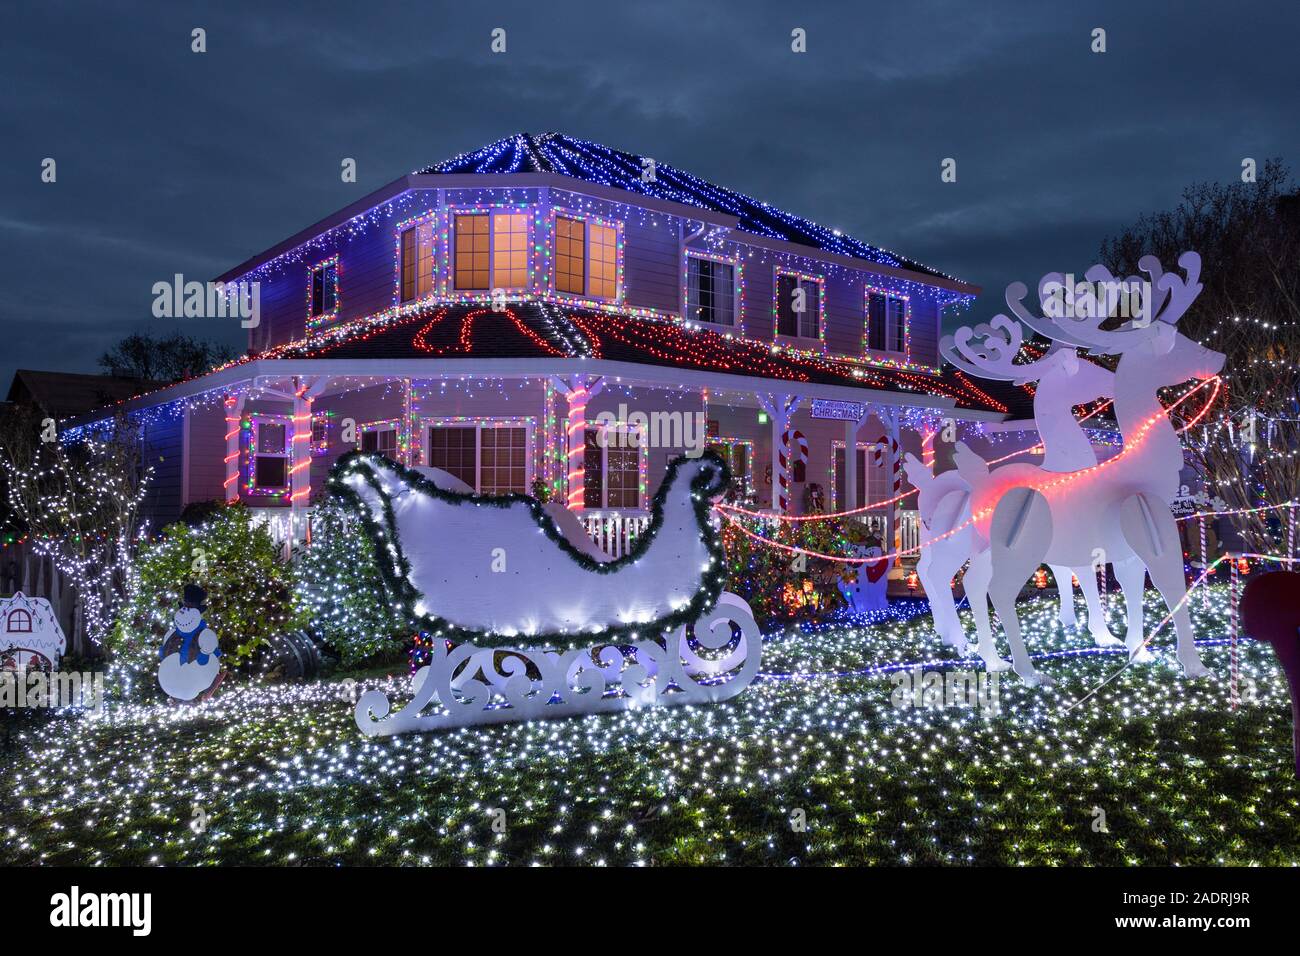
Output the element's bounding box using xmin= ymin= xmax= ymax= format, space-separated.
xmin=328 ymin=451 xmax=763 ymax=734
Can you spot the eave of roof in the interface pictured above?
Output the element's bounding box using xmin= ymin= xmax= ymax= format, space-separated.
xmin=63 ymin=304 xmax=1027 ymax=428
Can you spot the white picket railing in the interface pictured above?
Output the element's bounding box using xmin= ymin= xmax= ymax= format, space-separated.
xmin=580 ymin=510 xmax=653 ymax=559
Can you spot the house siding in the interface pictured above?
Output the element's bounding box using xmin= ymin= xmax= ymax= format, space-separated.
xmin=230 ymin=180 xmax=956 ymax=371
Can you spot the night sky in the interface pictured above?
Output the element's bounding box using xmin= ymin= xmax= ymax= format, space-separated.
xmin=3 ymin=0 xmax=1297 ymax=389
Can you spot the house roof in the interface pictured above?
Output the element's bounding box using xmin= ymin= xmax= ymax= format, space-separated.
xmin=258 ymin=302 xmax=1031 ymax=416
xmin=6 ymin=370 xmax=157 ymax=419
xmin=416 ymin=133 xmax=961 ymax=282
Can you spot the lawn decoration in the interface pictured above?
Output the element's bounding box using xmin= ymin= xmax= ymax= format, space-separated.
xmin=0 ymin=592 xmax=65 ymax=671
xmin=1239 ymin=570 xmax=1300 ymax=777
xmin=840 ymin=526 xmax=889 ymax=612
xmin=157 ymin=584 xmax=224 ymax=702
xmin=910 ymin=313 xmax=1123 ymax=651
xmin=328 ymin=451 xmax=762 ymax=735
xmin=952 ymin=252 xmax=1224 ymax=684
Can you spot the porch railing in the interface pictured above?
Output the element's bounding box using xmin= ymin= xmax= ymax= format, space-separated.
xmin=580 ymin=510 xmax=653 ymax=559
xmin=248 ymin=504 xmax=921 ymax=564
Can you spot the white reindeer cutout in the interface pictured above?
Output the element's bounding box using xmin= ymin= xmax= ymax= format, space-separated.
xmin=954 ymin=252 xmax=1223 ymax=684
xmin=906 ymin=313 xmax=1121 ymax=652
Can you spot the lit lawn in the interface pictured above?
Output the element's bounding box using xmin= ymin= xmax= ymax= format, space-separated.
xmin=3 ymin=585 xmax=1298 ymax=866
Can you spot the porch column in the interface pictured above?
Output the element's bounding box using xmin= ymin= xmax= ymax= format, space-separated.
xmin=757 ymin=392 xmax=802 ymax=513
xmin=290 ymin=376 xmax=328 ymax=545
xmin=551 ymin=374 xmax=606 ymax=511
xmin=223 ymin=390 xmax=248 ymax=504
xmin=881 ymin=407 xmax=903 ymax=566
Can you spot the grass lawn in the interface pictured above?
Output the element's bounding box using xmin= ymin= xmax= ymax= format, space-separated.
xmin=3 ymin=585 xmax=1298 ymax=866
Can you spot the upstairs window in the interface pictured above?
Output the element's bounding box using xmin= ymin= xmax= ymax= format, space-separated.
xmin=453 ymin=211 xmax=530 ymax=292
xmin=588 ymin=222 xmax=617 ymax=298
xmin=866 ymin=290 xmax=908 ymax=354
xmin=400 ymin=220 xmax=434 ymax=302
xmin=492 ymin=213 xmax=529 ymax=289
xmin=554 ymin=214 xmax=620 ymax=300
xmin=309 ymin=259 xmax=338 ymax=319
xmin=555 ymin=216 xmax=586 ymax=294
xmin=454 ymin=214 xmax=491 ymax=290
xmin=687 ymin=255 xmax=736 ymax=326
xmin=776 ymin=272 xmax=821 ymax=339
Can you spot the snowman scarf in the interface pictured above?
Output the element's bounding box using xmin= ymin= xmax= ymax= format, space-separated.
xmin=160 ymin=619 xmax=222 ymax=666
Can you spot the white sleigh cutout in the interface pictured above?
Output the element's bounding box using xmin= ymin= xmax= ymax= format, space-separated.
xmin=327 ymin=452 xmax=763 ymax=735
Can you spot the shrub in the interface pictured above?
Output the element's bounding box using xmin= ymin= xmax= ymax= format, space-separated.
xmin=111 ymin=506 xmax=300 ymax=676
xmin=292 ymin=498 xmax=409 ymax=667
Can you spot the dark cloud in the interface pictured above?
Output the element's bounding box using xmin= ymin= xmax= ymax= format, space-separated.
xmin=2 ymin=0 xmax=1297 ymax=386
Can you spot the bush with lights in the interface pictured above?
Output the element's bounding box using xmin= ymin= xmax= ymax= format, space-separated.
xmin=110 ymin=505 xmax=301 ymax=683
xmin=722 ymin=516 xmax=851 ymax=624
xmin=292 ymin=497 xmax=409 ymax=667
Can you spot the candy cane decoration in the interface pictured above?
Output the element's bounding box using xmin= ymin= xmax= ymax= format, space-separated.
xmin=777 ymin=429 xmax=808 ymax=513
xmin=872 ymin=434 xmax=902 ymax=561
xmin=1288 ymin=504 xmax=1296 ymax=571
xmin=1229 ymin=555 xmax=1240 ymax=711
xmin=1199 ymin=514 xmax=1210 ymax=610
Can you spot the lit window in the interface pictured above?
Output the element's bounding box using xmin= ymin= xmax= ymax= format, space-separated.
xmin=588 ymin=223 xmax=617 ymax=298
xmin=492 ymin=213 xmax=529 ymax=289
xmin=776 ymin=273 xmax=820 ymax=339
xmin=310 ymin=261 xmax=337 ymax=317
xmin=427 ymin=423 xmax=530 ymax=495
xmin=687 ymin=256 xmax=735 ymax=325
xmin=555 ymin=216 xmax=586 ymax=294
xmin=584 ymin=428 xmax=642 ymax=509
xmin=454 ymin=214 xmax=491 ymax=290
xmin=400 ymin=221 xmax=434 ymax=302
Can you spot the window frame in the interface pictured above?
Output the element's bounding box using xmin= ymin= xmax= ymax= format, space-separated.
xmin=6 ymin=609 xmax=33 ymax=633
xmin=449 ymin=207 xmax=533 ymax=294
xmin=551 ymin=209 xmax=623 ymax=303
xmin=684 ymin=250 xmax=743 ymax=331
xmin=359 ymin=419 xmax=402 ymax=463
xmin=423 ymin=418 xmax=535 ymax=496
xmin=396 ymin=213 xmax=436 ymax=304
xmin=864 ymin=286 xmax=911 ymax=358
xmin=582 ymin=423 xmax=646 ymax=510
xmin=307 ymin=257 xmax=339 ymax=329
xmin=773 ymin=268 xmax=825 ymax=344
xmin=247 ymin=414 xmax=293 ymax=498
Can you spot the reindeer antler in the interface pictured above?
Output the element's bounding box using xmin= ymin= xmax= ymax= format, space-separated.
xmin=940 ymin=313 xmax=1059 ymax=385
xmin=1006 ymin=252 xmax=1203 ymax=356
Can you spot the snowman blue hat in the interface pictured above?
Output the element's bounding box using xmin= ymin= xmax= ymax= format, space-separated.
xmin=181 ymin=584 xmax=207 ymax=612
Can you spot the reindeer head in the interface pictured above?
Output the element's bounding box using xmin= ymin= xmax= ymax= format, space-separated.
xmin=1005 ymin=251 xmax=1225 ymax=387
xmin=941 ymin=313 xmax=1113 ymax=407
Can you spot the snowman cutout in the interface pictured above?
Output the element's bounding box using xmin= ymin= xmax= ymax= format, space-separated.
xmin=158 ymin=584 xmax=224 ymax=702
xmin=840 ymin=530 xmax=890 ymax=613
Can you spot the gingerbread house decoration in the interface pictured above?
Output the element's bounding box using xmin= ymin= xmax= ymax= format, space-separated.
xmin=0 ymin=592 xmax=66 ymax=670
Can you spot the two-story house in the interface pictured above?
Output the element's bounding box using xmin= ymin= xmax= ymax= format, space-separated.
xmin=66 ymin=133 xmax=1031 ymax=561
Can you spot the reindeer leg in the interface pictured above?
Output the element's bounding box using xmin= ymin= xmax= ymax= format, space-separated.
xmin=918 ymin=545 xmax=967 ymax=652
xmin=1075 ymin=564 xmax=1122 ymax=646
xmin=1050 ymin=564 xmax=1079 ymax=630
xmin=1119 ymin=493 xmax=1209 ymax=678
xmin=989 ymin=487 xmax=1055 ymax=686
xmin=1112 ymin=556 xmax=1155 ymax=662
xmin=963 ymin=549 xmax=1009 ymax=671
